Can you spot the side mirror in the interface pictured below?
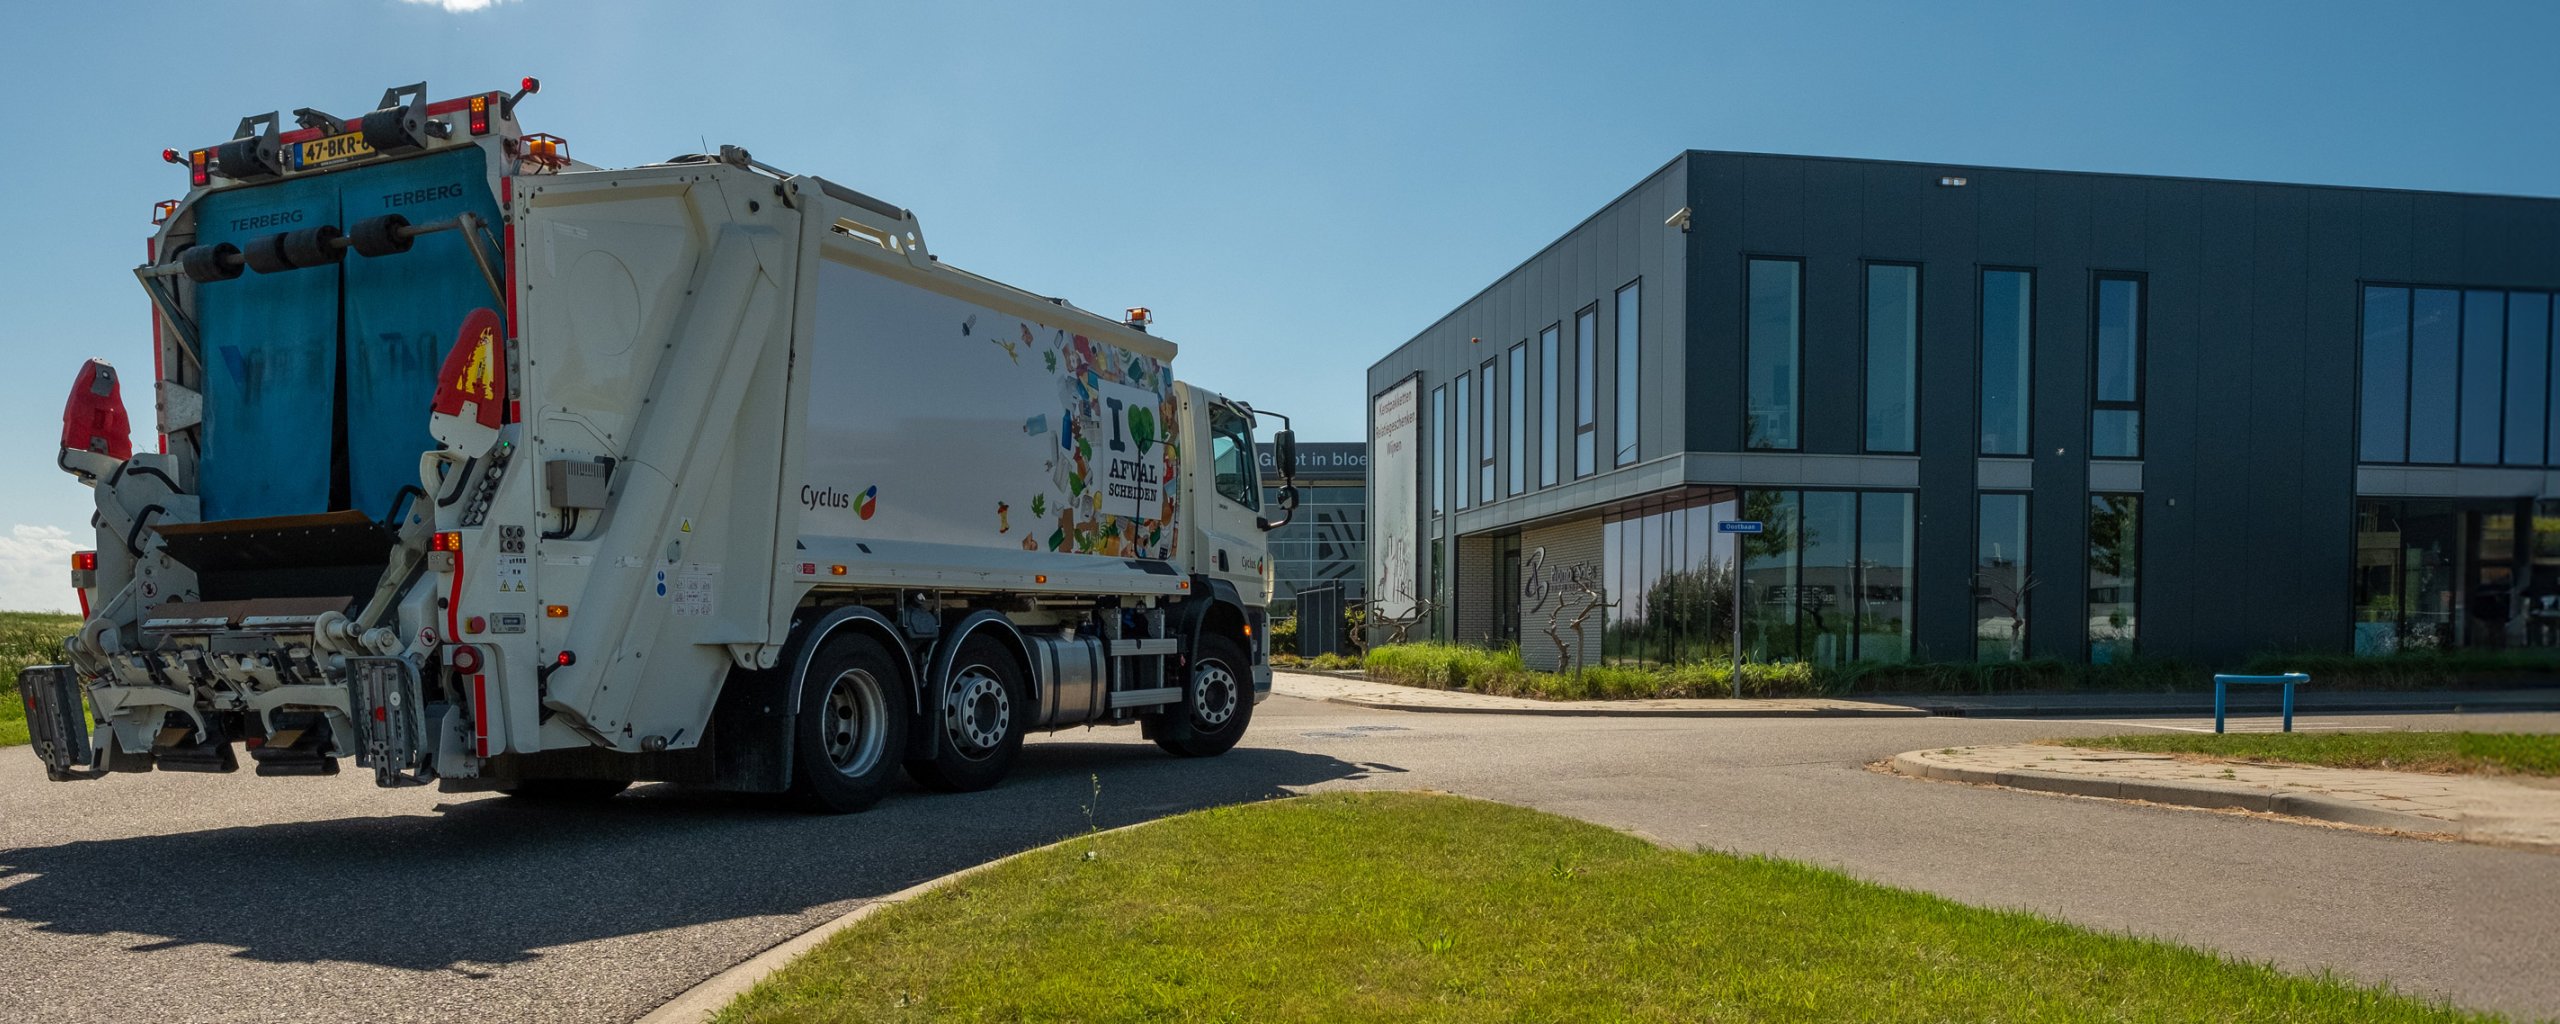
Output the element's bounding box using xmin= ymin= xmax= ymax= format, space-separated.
xmin=1272 ymin=429 xmax=1297 ymax=477
xmin=1259 ymin=485 xmax=1299 ymax=532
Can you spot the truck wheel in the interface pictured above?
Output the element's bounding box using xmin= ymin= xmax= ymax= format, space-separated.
xmin=1154 ymin=634 xmax=1253 ymax=758
xmin=788 ymin=632 xmax=910 ymax=813
xmin=500 ymin=779 xmax=631 ymax=801
xmin=905 ymin=635 xmax=1027 ymax=793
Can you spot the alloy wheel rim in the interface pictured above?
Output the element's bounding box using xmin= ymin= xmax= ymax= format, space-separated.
xmin=823 ymin=668 xmax=889 ymax=777
xmin=1192 ymin=660 xmax=1238 ymax=727
xmin=944 ymin=666 xmax=1011 ymax=756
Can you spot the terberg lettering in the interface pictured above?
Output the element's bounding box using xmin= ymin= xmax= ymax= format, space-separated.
xmin=229 ymin=210 xmax=306 ymax=232
xmin=384 ymin=183 xmax=466 ymax=208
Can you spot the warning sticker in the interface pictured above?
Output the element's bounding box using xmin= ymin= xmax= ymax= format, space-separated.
xmin=494 ymin=554 xmax=531 ymax=594
xmin=672 ymin=562 xmax=718 ymax=617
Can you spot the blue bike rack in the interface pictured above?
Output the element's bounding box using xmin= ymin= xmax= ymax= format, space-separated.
xmin=2213 ymin=673 xmax=2308 ymax=734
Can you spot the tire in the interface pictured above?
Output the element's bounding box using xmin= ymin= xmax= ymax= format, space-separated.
xmin=787 ymin=631 xmax=911 ymax=813
xmin=904 ymin=634 xmax=1028 ymax=793
xmin=499 ymin=778 xmax=631 ymax=801
xmin=1154 ymin=634 xmax=1253 ymax=758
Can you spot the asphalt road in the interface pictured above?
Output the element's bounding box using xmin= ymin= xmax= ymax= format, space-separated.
xmin=3 ymin=688 xmax=2555 ymax=1024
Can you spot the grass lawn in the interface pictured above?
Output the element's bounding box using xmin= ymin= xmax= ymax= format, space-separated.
xmin=0 ymin=612 xmax=81 ymax=748
xmin=717 ymin=792 xmax=2500 ymax=1024
xmin=2052 ymin=732 xmax=2560 ymax=779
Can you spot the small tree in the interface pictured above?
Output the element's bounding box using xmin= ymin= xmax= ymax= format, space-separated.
xmin=1368 ymin=584 xmax=1440 ymax=649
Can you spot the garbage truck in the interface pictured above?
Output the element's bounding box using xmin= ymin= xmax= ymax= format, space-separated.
xmin=20 ymin=79 xmax=1300 ymax=812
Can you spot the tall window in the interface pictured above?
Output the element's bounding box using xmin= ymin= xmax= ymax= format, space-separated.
xmin=1575 ymin=307 xmax=1598 ymax=477
xmin=2505 ymin=293 xmax=2549 ymax=466
xmin=1615 ymin=281 xmax=1641 ymax=465
xmin=1430 ymin=384 xmax=1446 ymax=515
xmin=1865 ymin=263 xmax=1918 ymax=453
xmin=1539 ymin=325 xmax=1560 ymax=487
xmin=2359 ymin=287 xmax=2410 ymax=462
xmin=1746 ymin=259 xmax=1801 ymax=449
xmin=1722 ymin=489 xmax=1915 ymax=666
xmin=2091 ymin=275 xmax=2144 ymax=458
xmin=2089 ymin=493 xmax=2138 ymax=662
xmin=2409 ymin=289 xmax=2459 ymax=463
xmin=2360 ymin=285 xmax=2560 ymax=467
xmin=1976 ymin=493 xmax=2030 ymax=661
xmin=1477 ymin=359 xmax=1496 ymax=502
xmin=1506 ymin=343 xmax=1527 ymax=496
xmin=1980 ymin=270 xmax=2033 ymax=456
xmin=1453 ymin=372 xmax=1470 ymax=509
xmin=2460 ymin=290 xmax=2505 ymax=465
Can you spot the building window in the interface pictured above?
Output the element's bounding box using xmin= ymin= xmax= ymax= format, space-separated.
xmin=1506 ymin=342 xmax=1527 ymax=496
xmin=2506 ymin=294 xmax=2549 ymax=466
xmin=1575 ymin=306 xmax=1598 ymax=477
xmin=2092 ymin=274 xmax=2144 ymax=459
xmin=2461 ymin=290 xmax=2506 ymax=465
xmin=2359 ymin=286 xmax=2410 ymax=462
xmin=1976 ymin=492 xmax=2030 ymax=661
xmin=2089 ymin=493 xmax=2138 ymax=663
xmin=2360 ymin=285 xmax=2560 ymax=467
xmin=1980 ymin=269 xmax=2033 ymax=457
xmin=1864 ymin=263 xmax=1918 ymax=454
xmin=1539 ymin=324 xmax=1560 ymax=488
xmin=1615 ymin=281 xmax=1641 ymax=465
xmin=2409 ymin=288 xmax=2459 ymax=463
xmin=1453 ymin=372 xmax=1470 ymax=509
xmin=1746 ymin=259 xmax=1801 ymax=450
xmin=1478 ymin=358 xmax=1496 ymax=502
xmin=1430 ymin=384 xmax=1446 ymax=515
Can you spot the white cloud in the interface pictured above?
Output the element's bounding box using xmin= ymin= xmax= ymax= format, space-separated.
xmin=400 ymin=0 xmax=516 ymax=12
xmin=0 ymin=525 xmax=84 ymax=614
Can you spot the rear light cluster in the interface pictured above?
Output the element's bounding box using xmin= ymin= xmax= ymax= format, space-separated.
xmin=187 ymin=149 xmax=210 ymax=187
xmin=468 ymin=95 xmax=491 ymax=136
xmin=71 ymin=552 xmax=97 ymax=572
xmin=431 ymin=531 xmax=463 ymax=552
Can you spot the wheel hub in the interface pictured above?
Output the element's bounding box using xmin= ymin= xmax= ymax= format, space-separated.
xmin=1191 ymin=660 xmax=1238 ymax=727
xmin=944 ymin=668 xmax=1011 ymax=753
xmin=822 ymin=668 xmax=888 ymax=777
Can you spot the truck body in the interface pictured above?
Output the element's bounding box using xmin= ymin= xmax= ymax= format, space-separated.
xmin=22 ymin=81 xmax=1296 ymax=811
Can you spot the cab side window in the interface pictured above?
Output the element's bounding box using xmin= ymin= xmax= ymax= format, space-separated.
xmin=1209 ymin=408 xmax=1261 ymax=511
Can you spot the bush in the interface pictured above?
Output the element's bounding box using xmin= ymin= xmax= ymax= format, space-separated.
xmin=1268 ymin=615 xmax=1299 ymax=657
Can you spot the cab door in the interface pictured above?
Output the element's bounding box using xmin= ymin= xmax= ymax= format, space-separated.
xmin=1192 ymin=398 xmax=1270 ymax=602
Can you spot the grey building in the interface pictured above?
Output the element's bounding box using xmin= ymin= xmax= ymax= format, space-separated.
xmin=1365 ymin=150 xmax=2560 ymax=670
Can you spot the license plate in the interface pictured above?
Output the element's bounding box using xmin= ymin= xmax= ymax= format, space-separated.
xmin=294 ymin=131 xmax=375 ymax=170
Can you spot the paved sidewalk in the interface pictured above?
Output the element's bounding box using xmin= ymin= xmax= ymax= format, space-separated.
xmin=1867 ymin=688 xmax=2560 ymax=718
xmin=1896 ymin=743 xmax=2560 ymax=852
xmin=1272 ymin=672 xmax=1927 ymax=718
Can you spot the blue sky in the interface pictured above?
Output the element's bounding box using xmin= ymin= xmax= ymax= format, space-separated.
xmin=0 ymin=0 xmax=2552 ymax=610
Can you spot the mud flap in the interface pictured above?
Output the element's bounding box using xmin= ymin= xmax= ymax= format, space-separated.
xmin=18 ymin=666 xmax=96 ymax=781
xmin=349 ymin=656 xmax=432 ymax=787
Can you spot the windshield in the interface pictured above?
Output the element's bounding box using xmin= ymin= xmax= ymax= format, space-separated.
xmin=186 ymin=146 xmax=500 ymax=522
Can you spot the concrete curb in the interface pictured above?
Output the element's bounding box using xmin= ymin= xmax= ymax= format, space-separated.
xmin=1889 ymin=750 xmax=2451 ymax=835
xmin=1319 ymin=695 xmax=1930 ymax=718
xmin=1881 ymin=694 xmax=2560 ymax=718
xmin=636 ymin=819 xmax=1157 ymax=1024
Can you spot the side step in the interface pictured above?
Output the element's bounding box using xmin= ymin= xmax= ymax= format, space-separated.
xmin=18 ymin=665 xmax=95 ymax=781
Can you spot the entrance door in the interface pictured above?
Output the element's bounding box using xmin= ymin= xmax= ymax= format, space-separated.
xmin=1493 ymin=534 xmax=1522 ymax=645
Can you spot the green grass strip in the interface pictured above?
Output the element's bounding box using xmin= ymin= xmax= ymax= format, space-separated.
xmin=2053 ymin=732 xmax=2560 ymax=778
xmin=718 ymin=792 xmax=2501 ymax=1023
xmin=0 ymin=612 xmax=79 ymax=749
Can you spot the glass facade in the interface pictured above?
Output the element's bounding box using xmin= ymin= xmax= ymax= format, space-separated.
xmin=2091 ymin=275 xmax=2143 ymax=459
xmin=1600 ymin=488 xmax=1914 ymax=668
xmin=1865 ymin=263 xmax=1917 ymax=453
xmin=1980 ymin=270 xmax=2033 ymax=456
xmin=1539 ymin=324 xmax=1559 ymax=487
xmin=1506 ymin=342 xmax=1526 ymax=496
xmin=1976 ymin=493 xmax=2029 ymax=660
xmin=2361 ymin=285 xmax=2560 ymax=466
xmin=1615 ymin=281 xmax=1641 ymax=465
xmin=1746 ymin=259 xmax=1801 ymax=449
xmin=1575 ymin=307 xmax=1597 ymax=477
xmin=2088 ymin=493 xmax=2138 ymax=662
xmin=1261 ymin=482 xmax=1365 ymax=612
